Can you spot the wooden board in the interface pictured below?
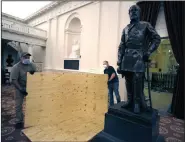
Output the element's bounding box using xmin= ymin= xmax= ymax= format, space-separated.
xmin=22 ymin=71 xmax=108 ymax=141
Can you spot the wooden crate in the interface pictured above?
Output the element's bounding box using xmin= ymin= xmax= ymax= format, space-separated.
xmin=22 ymin=71 xmax=108 ymax=141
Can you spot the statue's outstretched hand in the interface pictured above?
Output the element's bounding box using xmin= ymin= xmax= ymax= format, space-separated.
xmin=117 ymin=66 xmax=122 ymax=74
xmin=117 ymin=67 xmax=125 ymax=79
xmin=117 ymin=61 xmax=121 ymax=66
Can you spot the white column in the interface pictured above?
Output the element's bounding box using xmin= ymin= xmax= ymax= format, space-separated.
xmin=97 ymin=2 xmax=102 ymax=71
xmin=28 ymin=44 xmax=34 ymax=62
xmin=16 ymin=42 xmax=22 ymax=58
xmin=45 ymin=20 xmax=51 ymax=69
xmin=54 ymin=16 xmax=59 ymax=69
xmin=64 ymin=30 xmax=69 ymax=58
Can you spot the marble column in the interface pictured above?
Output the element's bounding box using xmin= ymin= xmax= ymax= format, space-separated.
xmin=45 ymin=19 xmax=51 ymax=69
xmin=28 ymin=44 xmax=34 ymax=62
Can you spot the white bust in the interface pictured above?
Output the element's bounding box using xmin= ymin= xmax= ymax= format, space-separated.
xmin=69 ymin=39 xmax=80 ymax=58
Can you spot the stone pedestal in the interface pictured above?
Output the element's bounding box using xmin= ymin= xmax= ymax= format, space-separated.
xmin=6 ymin=67 xmax=12 ymax=73
xmin=90 ymin=102 xmax=165 ymax=142
xmin=64 ymin=59 xmax=80 ymax=70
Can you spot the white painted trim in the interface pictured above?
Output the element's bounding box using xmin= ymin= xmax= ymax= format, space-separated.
xmin=64 ymin=12 xmax=81 ymax=30
xmin=28 ymin=1 xmax=93 ymax=27
xmin=24 ymin=1 xmax=63 ymax=21
xmin=2 ymin=12 xmax=24 ymax=22
xmin=2 ymin=27 xmax=47 ymax=41
xmin=2 ymin=17 xmax=47 ymax=33
xmin=2 ymin=17 xmax=47 ymax=39
xmin=2 ymin=31 xmax=46 ymax=47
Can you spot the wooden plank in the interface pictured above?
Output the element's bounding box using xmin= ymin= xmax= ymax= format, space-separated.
xmin=23 ymin=71 xmax=108 ymax=141
xmin=23 ymin=120 xmax=103 ymax=141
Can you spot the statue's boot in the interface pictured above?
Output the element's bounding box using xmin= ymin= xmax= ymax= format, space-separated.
xmin=121 ymin=74 xmax=133 ymax=109
xmin=134 ymin=84 xmax=149 ymax=113
xmin=121 ymin=93 xmax=133 ymax=109
xmin=141 ymin=93 xmax=152 ymax=112
xmin=134 ymin=101 xmax=140 ymax=114
xmin=133 ymin=72 xmax=142 ymax=114
xmin=133 ymin=94 xmax=147 ymax=114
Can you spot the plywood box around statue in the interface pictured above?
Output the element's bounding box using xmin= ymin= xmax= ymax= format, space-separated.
xmin=23 ymin=71 xmax=108 ymax=141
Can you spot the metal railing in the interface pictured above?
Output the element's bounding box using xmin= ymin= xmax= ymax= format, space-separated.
xmin=151 ymin=72 xmax=177 ymax=93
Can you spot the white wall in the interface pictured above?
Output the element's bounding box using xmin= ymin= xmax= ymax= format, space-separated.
xmin=99 ymin=1 xmax=135 ymax=70
xmin=98 ymin=1 xmax=120 ymax=69
xmin=32 ymin=1 xmax=135 ymax=71
xmin=30 ymin=1 xmax=168 ymax=71
xmin=35 ymin=2 xmax=100 ymax=70
xmin=36 ymin=22 xmax=49 ymax=32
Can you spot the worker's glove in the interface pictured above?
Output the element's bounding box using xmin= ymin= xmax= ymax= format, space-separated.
xmin=29 ymin=70 xmax=35 ymax=75
xmin=143 ymin=52 xmax=150 ymax=62
xmin=20 ymin=88 xmax=28 ymax=96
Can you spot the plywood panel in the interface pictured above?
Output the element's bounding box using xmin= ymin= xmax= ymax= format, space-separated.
xmin=23 ymin=71 xmax=108 ymax=141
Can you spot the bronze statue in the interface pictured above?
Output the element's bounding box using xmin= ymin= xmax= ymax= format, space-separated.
xmin=117 ymin=5 xmax=161 ymax=113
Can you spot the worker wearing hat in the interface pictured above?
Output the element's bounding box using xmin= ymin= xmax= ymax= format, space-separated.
xmin=10 ymin=52 xmax=36 ymax=129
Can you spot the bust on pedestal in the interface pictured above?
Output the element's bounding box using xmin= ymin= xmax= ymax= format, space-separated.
xmin=6 ymin=54 xmax=14 ymax=73
xmin=64 ymin=39 xmax=80 ymax=70
xmin=5 ymin=54 xmax=14 ymax=84
xmin=6 ymin=54 xmax=14 ymax=67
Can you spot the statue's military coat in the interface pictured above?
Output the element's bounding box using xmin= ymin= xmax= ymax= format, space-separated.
xmin=117 ymin=21 xmax=161 ymax=72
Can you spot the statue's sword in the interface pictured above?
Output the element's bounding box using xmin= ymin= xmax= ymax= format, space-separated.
xmin=146 ymin=59 xmax=153 ymax=109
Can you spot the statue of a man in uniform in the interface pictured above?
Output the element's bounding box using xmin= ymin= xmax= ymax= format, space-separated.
xmin=117 ymin=5 xmax=161 ymax=113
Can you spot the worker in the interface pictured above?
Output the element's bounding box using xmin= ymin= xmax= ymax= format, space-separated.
xmin=10 ymin=52 xmax=36 ymax=129
xmin=103 ymin=61 xmax=121 ymax=107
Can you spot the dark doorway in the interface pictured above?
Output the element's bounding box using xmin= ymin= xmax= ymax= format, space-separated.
xmin=1 ymin=39 xmax=19 ymax=84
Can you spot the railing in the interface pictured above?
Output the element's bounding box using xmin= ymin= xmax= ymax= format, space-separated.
xmin=2 ymin=17 xmax=47 ymax=39
xmin=151 ymin=72 xmax=177 ymax=93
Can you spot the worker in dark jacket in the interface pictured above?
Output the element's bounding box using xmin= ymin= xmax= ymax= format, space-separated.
xmin=117 ymin=5 xmax=161 ymax=113
xmin=103 ymin=61 xmax=121 ymax=107
xmin=10 ymin=52 xmax=36 ymax=129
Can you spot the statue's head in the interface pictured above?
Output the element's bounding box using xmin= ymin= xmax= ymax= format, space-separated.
xmin=129 ymin=5 xmax=141 ymax=21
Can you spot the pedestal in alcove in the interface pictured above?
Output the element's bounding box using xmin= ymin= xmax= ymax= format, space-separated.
xmin=64 ymin=58 xmax=80 ymax=70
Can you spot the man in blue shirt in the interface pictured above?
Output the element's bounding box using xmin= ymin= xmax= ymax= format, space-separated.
xmin=103 ymin=61 xmax=121 ymax=107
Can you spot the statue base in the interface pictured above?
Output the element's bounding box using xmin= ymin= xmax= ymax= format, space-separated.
xmin=90 ymin=102 xmax=165 ymax=142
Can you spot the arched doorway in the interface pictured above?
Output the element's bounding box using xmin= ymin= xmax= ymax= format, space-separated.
xmin=64 ymin=13 xmax=82 ymax=70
